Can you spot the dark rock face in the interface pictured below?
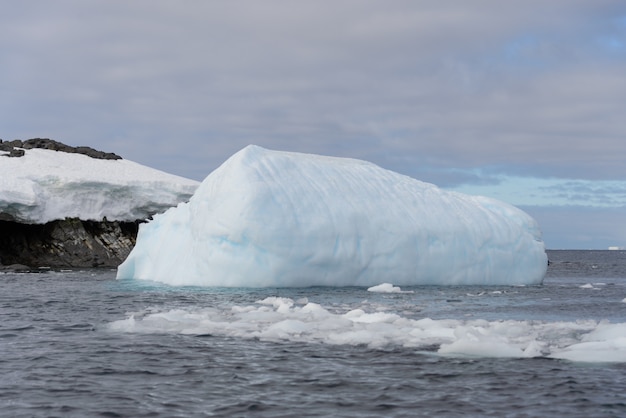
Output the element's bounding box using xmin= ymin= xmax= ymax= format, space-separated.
xmin=0 ymin=138 xmax=122 ymax=160
xmin=0 ymin=218 xmax=139 ymax=269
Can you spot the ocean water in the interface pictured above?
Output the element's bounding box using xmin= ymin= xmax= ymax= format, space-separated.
xmin=0 ymin=250 xmax=625 ymax=417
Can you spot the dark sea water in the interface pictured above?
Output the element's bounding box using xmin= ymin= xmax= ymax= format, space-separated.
xmin=1 ymin=250 xmax=625 ymax=417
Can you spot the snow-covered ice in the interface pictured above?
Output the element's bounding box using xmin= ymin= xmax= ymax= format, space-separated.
xmin=0 ymin=148 xmax=199 ymax=223
xmin=117 ymin=145 xmax=548 ymax=287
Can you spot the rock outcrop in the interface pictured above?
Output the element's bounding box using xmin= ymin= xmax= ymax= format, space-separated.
xmin=1 ymin=137 xmax=197 ymax=271
xmin=0 ymin=138 xmax=122 ymax=160
xmin=0 ymin=218 xmax=139 ymax=270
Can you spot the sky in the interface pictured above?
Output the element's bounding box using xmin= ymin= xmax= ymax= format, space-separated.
xmin=1 ymin=1 xmax=625 ymax=249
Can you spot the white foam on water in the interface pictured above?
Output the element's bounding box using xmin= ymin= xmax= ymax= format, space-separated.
xmin=107 ymin=297 xmax=626 ymax=363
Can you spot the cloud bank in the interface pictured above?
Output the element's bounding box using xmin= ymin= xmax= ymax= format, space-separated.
xmin=1 ymin=1 xmax=625 ymax=248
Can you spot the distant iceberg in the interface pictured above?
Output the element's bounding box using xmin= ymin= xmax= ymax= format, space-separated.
xmin=117 ymin=145 xmax=548 ymax=287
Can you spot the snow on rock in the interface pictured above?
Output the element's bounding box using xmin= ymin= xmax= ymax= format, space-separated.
xmin=117 ymin=145 xmax=548 ymax=287
xmin=0 ymin=148 xmax=199 ymax=223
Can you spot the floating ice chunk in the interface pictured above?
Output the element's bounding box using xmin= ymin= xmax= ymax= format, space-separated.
xmin=257 ymin=297 xmax=294 ymax=309
xmin=117 ymin=145 xmax=548 ymax=287
xmin=550 ymin=322 xmax=626 ymax=362
xmin=367 ymin=283 xmax=411 ymax=293
xmin=466 ymin=292 xmax=486 ymax=297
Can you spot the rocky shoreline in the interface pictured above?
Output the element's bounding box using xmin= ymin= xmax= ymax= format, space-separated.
xmin=0 ymin=138 xmax=197 ymax=272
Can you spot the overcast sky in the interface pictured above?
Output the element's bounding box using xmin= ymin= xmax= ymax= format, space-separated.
xmin=2 ymin=1 xmax=625 ymax=249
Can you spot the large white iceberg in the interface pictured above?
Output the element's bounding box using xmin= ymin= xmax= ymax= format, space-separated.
xmin=117 ymin=145 xmax=547 ymax=287
xmin=0 ymin=148 xmax=199 ymax=223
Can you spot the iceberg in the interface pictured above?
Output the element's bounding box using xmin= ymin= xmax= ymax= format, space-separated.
xmin=117 ymin=145 xmax=547 ymax=287
xmin=0 ymin=147 xmax=199 ymax=223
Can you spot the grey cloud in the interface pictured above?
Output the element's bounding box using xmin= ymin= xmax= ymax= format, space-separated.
xmin=522 ymin=205 xmax=626 ymax=249
xmin=538 ymin=181 xmax=626 ymax=206
xmin=1 ymin=0 xmax=625 ymax=184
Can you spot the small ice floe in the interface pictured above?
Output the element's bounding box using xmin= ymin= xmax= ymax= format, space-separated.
xmin=466 ymin=292 xmax=486 ymax=297
xmin=367 ymin=283 xmax=413 ymax=293
xmin=621 ymin=298 xmax=626 ymax=304
xmin=579 ymin=283 xmax=595 ymax=289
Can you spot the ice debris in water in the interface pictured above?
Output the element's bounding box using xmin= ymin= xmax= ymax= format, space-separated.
xmin=117 ymin=145 xmax=548 ymax=287
xmin=107 ymin=297 xmax=626 ymax=363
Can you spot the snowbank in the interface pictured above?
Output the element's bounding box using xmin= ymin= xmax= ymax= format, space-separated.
xmin=0 ymin=148 xmax=199 ymax=223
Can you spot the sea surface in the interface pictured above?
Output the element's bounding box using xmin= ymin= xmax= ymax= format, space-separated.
xmin=1 ymin=250 xmax=625 ymax=417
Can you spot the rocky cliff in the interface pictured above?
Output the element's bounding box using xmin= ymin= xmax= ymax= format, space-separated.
xmin=0 ymin=218 xmax=139 ymax=270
